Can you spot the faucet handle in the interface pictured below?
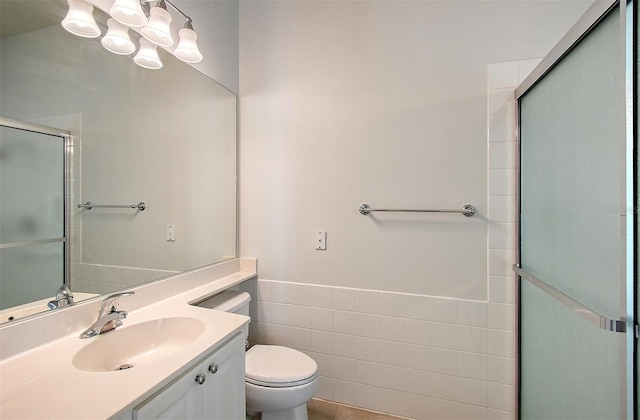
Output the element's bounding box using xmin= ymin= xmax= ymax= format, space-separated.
xmin=99 ymin=291 xmax=135 ymax=315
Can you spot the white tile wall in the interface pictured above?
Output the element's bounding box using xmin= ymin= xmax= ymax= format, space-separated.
xmin=67 ymin=128 xmax=81 ymax=285
xmin=250 ymin=60 xmax=539 ymax=420
xmin=484 ymin=58 xmax=541 ymax=420
xmin=253 ymin=279 xmax=514 ymax=419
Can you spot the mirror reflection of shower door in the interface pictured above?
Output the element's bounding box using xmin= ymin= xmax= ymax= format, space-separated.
xmin=0 ymin=120 xmax=67 ymax=310
xmin=517 ymin=2 xmax=634 ymax=419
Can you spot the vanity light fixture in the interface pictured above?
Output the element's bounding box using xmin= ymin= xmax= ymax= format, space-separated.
xmin=101 ymin=18 xmax=136 ymax=55
xmin=109 ymin=0 xmax=148 ymax=28
xmin=134 ymin=38 xmax=163 ymax=69
xmin=141 ymin=0 xmax=174 ymax=47
xmin=174 ymin=19 xmax=203 ymax=63
xmin=62 ymin=0 xmax=203 ymax=68
xmin=61 ymin=0 xmax=101 ymax=38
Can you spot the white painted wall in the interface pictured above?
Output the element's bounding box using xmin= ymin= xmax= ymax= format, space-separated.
xmin=239 ymin=0 xmax=593 ymax=417
xmin=239 ymin=0 xmax=591 ymax=299
xmin=245 ymin=60 xmax=534 ymax=419
xmin=172 ymin=0 xmax=239 ymax=94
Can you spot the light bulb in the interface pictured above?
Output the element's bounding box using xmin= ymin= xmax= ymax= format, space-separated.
xmin=134 ymin=38 xmax=163 ymax=69
xmin=174 ymin=27 xmax=203 ymax=63
xmin=141 ymin=2 xmax=174 ymax=47
xmin=61 ymin=0 xmax=100 ymax=38
xmin=109 ymin=0 xmax=148 ymax=28
xmin=101 ymin=18 xmax=136 ymax=55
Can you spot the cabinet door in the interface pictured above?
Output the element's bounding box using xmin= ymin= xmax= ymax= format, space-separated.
xmin=133 ymin=364 xmax=204 ymax=420
xmin=202 ymin=334 xmax=245 ymax=419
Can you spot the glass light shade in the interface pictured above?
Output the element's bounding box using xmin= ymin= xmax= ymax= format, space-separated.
xmin=101 ymin=18 xmax=136 ymax=55
xmin=134 ymin=38 xmax=163 ymax=69
xmin=109 ymin=0 xmax=148 ymax=28
xmin=141 ymin=6 xmax=174 ymax=47
xmin=174 ymin=28 xmax=203 ymax=63
xmin=61 ymin=0 xmax=100 ymax=38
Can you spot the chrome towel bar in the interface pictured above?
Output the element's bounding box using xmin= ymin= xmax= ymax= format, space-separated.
xmin=77 ymin=201 xmax=146 ymax=211
xmin=513 ymin=265 xmax=625 ymax=333
xmin=358 ymin=203 xmax=476 ymax=217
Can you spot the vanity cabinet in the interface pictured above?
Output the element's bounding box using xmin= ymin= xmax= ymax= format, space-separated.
xmin=132 ymin=333 xmax=245 ymax=420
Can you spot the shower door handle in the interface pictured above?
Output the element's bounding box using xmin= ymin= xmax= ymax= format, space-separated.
xmin=513 ymin=265 xmax=625 ymax=333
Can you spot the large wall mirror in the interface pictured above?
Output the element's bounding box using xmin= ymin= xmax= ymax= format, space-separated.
xmin=0 ymin=0 xmax=237 ymax=324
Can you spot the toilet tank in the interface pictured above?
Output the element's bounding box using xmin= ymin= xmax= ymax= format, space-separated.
xmin=196 ymin=290 xmax=251 ymax=316
xmin=195 ymin=290 xmax=252 ymax=343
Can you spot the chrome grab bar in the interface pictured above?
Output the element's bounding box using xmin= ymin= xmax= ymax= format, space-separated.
xmin=359 ymin=203 xmax=475 ymax=217
xmin=77 ymin=201 xmax=146 ymax=211
xmin=513 ymin=265 xmax=625 ymax=333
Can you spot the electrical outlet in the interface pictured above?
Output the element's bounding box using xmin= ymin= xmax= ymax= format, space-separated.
xmin=167 ymin=224 xmax=176 ymax=242
xmin=315 ymin=230 xmax=326 ymax=250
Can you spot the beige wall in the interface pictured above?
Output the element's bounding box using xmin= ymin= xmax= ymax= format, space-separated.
xmin=238 ymin=1 xmax=593 ymax=417
xmin=239 ymin=0 xmax=591 ymax=298
xmin=175 ymin=0 xmax=239 ymax=94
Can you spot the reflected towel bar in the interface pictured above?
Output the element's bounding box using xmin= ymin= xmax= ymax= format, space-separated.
xmin=77 ymin=201 xmax=146 ymax=211
xmin=358 ymin=203 xmax=475 ymax=217
xmin=513 ymin=265 xmax=625 ymax=333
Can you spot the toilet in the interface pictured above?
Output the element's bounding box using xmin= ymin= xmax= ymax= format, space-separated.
xmin=200 ymin=290 xmax=319 ymax=420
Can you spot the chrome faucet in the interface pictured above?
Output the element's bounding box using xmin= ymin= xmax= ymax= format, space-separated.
xmin=48 ymin=284 xmax=75 ymax=309
xmin=79 ymin=291 xmax=135 ymax=339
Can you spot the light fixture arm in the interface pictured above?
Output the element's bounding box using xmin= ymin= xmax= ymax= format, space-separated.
xmin=139 ymin=0 xmax=192 ymax=22
xmin=140 ymin=0 xmax=150 ymax=17
xmin=183 ymin=18 xmax=194 ymax=30
xmin=163 ymin=0 xmax=192 ymax=23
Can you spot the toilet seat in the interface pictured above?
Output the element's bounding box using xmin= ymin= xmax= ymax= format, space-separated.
xmin=246 ymin=373 xmax=318 ymax=388
xmin=246 ymin=345 xmax=318 ymax=388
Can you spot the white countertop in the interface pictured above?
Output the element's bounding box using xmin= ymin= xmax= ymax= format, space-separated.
xmin=0 ymin=261 xmax=255 ymax=419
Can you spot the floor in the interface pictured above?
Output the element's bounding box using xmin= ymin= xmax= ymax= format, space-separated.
xmin=307 ymin=398 xmax=408 ymax=420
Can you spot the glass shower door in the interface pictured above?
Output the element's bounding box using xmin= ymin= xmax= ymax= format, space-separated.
xmin=517 ymin=2 xmax=634 ymax=419
xmin=0 ymin=120 xmax=66 ymax=310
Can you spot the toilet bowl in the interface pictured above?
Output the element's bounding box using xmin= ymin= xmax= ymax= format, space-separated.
xmin=200 ymin=290 xmax=318 ymax=420
xmin=246 ymin=345 xmax=319 ymax=420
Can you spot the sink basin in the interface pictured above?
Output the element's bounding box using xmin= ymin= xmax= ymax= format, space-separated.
xmin=72 ymin=317 xmax=205 ymax=372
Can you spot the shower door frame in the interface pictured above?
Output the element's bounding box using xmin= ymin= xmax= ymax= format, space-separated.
xmin=513 ymin=0 xmax=636 ymax=418
xmin=0 ymin=116 xmax=72 ymax=289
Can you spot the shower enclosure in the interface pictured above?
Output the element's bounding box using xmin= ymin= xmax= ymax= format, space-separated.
xmin=0 ymin=118 xmax=69 ymax=310
xmin=516 ymin=0 xmax=636 ymax=418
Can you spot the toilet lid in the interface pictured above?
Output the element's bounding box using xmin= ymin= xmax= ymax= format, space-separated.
xmin=245 ymin=345 xmax=318 ymax=386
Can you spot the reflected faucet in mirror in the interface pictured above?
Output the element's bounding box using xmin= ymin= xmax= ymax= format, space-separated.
xmin=79 ymin=291 xmax=135 ymax=339
xmin=47 ymin=285 xmax=75 ymax=309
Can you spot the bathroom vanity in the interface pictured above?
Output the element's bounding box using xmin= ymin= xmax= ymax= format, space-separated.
xmin=132 ymin=334 xmax=245 ymax=419
xmin=0 ymin=258 xmax=256 ymax=419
